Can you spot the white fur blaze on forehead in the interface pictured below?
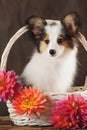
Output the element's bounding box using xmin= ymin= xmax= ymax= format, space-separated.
xmin=45 ymin=20 xmax=63 ymax=37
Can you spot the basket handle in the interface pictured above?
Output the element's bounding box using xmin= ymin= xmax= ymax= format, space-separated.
xmin=0 ymin=23 xmax=87 ymax=71
xmin=0 ymin=25 xmax=28 ymax=71
xmin=78 ymin=32 xmax=87 ymax=51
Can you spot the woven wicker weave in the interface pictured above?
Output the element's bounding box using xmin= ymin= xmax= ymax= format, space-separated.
xmin=1 ymin=25 xmax=87 ymax=126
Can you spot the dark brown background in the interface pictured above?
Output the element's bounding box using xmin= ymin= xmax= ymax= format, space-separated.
xmin=0 ymin=0 xmax=87 ymax=115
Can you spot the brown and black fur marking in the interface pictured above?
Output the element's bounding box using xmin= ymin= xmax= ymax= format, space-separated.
xmin=26 ymin=16 xmax=47 ymax=52
xmin=61 ymin=12 xmax=81 ymax=36
xmin=61 ymin=12 xmax=81 ymax=49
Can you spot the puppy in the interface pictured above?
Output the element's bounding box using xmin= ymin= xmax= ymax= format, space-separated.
xmin=21 ymin=12 xmax=80 ymax=93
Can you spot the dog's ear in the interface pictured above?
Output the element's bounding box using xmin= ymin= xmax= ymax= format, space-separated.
xmin=26 ymin=16 xmax=47 ymax=39
xmin=61 ymin=12 xmax=80 ymax=36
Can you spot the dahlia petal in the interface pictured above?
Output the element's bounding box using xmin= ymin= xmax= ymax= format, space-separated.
xmin=0 ymin=70 xmax=22 ymax=102
xmin=13 ymin=87 xmax=46 ymax=117
xmin=51 ymin=94 xmax=87 ymax=129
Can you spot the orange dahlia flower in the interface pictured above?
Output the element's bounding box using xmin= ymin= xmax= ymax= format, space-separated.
xmin=13 ymin=87 xmax=46 ymax=117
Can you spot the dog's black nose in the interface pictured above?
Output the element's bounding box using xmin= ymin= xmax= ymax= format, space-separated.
xmin=49 ymin=49 xmax=56 ymax=56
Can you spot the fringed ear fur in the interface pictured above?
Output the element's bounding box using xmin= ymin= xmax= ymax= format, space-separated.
xmin=61 ymin=12 xmax=81 ymax=36
xmin=62 ymin=12 xmax=87 ymax=51
xmin=26 ymin=16 xmax=47 ymax=39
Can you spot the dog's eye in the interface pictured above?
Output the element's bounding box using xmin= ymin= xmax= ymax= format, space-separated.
xmin=44 ymin=39 xmax=50 ymax=44
xmin=57 ymin=38 xmax=63 ymax=44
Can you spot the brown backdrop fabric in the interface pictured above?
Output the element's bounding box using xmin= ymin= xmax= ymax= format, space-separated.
xmin=0 ymin=0 xmax=87 ymax=115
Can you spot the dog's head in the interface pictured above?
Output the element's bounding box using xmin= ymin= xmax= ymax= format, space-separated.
xmin=26 ymin=12 xmax=80 ymax=58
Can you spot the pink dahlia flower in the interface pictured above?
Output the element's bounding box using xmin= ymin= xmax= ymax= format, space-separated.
xmin=0 ymin=70 xmax=22 ymax=102
xmin=51 ymin=94 xmax=87 ymax=130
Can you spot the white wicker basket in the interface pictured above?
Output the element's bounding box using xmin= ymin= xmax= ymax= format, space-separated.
xmin=1 ymin=25 xmax=87 ymax=126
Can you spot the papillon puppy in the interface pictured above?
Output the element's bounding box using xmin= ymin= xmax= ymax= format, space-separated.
xmin=21 ymin=12 xmax=80 ymax=93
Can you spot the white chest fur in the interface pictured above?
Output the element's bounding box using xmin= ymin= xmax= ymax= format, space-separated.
xmin=22 ymin=47 xmax=77 ymax=93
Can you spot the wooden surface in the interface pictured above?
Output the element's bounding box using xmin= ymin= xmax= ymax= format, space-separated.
xmin=0 ymin=116 xmax=87 ymax=130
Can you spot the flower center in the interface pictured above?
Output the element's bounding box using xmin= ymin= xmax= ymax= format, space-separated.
xmin=21 ymin=98 xmax=35 ymax=109
xmin=0 ymin=80 xmax=7 ymax=91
